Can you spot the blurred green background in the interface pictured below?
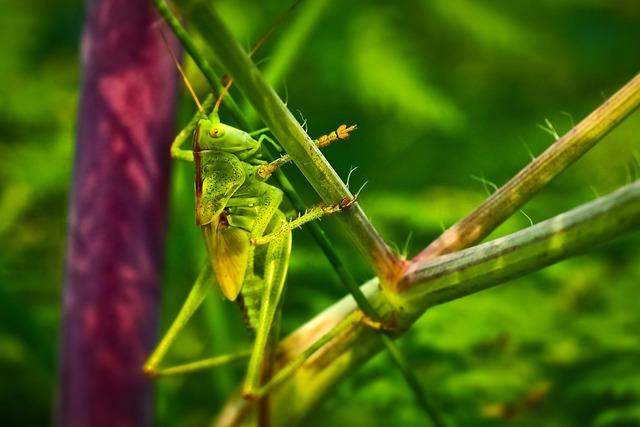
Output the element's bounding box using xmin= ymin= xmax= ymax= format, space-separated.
xmin=1 ymin=0 xmax=639 ymax=426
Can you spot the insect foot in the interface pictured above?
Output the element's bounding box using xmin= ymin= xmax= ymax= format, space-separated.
xmin=257 ymin=156 xmax=288 ymax=179
xmin=142 ymin=364 xmax=158 ymax=379
xmin=319 ymin=195 xmax=358 ymax=215
xmin=357 ymin=310 xmax=406 ymax=333
xmin=256 ymin=124 xmax=359 ymax=180
xmin=241 ymin=388 xmax=260 ymax=401
xmin=316 ymin=124 xmax=358 ymax=148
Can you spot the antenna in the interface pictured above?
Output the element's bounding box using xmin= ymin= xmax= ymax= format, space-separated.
xmin=213 ymin=79 xmax=232 ymax=113
xmin=158 ymin=28 xmax=203 ymax=112
xmin=156 ymin=0 xmax=304 ymax=115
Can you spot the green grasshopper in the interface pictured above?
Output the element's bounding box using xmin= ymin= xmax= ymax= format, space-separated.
xmin=143 ymin=87 xmax=357 ymax=400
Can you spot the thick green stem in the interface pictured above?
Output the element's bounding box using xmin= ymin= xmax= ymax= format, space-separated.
xmin=397 ymin=179 xmax=640 ymax=312
xmin=174 ymin=0 xmax=402 ymax=281
xmin=217 ymin=180 xmax=640 ymax=426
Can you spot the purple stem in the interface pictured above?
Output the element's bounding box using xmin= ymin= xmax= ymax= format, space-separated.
xmin=56 ymin=0 xmax=181 ymax=426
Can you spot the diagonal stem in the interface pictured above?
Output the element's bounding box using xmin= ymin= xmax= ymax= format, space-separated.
xmin=399 ymin=179 xmax=640 ymax=308
xmin=174 ymin=0 xmax=402 ymax=281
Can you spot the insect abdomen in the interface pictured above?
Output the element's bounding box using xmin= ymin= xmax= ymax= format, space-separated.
xmin=237 ymin=276 xmax=264 ymax=334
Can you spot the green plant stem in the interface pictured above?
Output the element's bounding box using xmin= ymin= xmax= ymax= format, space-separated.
xmin=152 ymin=0 xmax=435 ymax=421
xmin=151 ymin=0 xmax=378 ymax=317
xmin=174 ymin=0 xmax=402 ymax=282
xmin=151 ymin=0 xmax=387 ymax=343
xmin=218 ymin=178 xmax=640 ymax=427
xmin=153 ymin=0 xmax=389 ymax=339
xmin=379 ymin=332 xmax=448 ymax=427
xmin=397 ymin=179 xmax=640 ymax=310
xmin=157 ymin=1 xmax=435 ymax=420
xmin=414 ymin=72 xmax=640 ymax=263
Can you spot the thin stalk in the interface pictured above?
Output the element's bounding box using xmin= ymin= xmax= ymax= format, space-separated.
xmin=150 ymin=0 xmax=248 ymax=128
xmin=414 ymin=73 xmax=640 ymax=265
xmin=379 ymin=333 xmax=448 ymax=427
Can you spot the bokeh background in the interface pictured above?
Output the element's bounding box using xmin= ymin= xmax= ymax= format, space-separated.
xmin=1 ymin=0 xmax=639 ymax=426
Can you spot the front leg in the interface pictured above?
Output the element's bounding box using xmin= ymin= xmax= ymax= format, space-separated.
xmin=170 ymin=125 xmax=195 ymax=162
xmin=170 ymin=113 xmax=209 ymax=162
xmin=251 ymin=195 xmax=357 ymax=246
xmin=257 ymin=124 xmax=358 ymax=179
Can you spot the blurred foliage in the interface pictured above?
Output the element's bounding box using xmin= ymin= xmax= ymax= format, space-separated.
xmin=0 ymin=0 xmax=80 ymax=425
xmin=1 ymin=0 xmax=639 ymax=426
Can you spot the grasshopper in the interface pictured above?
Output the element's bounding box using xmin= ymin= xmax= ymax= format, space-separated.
xmin=143 ymin=86 xmax=357 ymax=400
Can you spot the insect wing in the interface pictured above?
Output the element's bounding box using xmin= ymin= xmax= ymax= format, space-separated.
xmin=210 ymin=221 xmax=250 ymax=301
xmin=195 ymin=150 xmax=245 ymax=226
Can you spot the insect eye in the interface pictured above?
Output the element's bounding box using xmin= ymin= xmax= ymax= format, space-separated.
xmin=210 ymin=125 xmax=225 ymax=138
